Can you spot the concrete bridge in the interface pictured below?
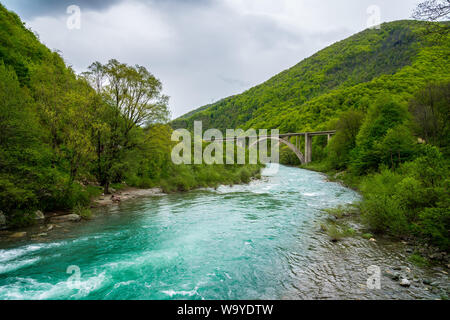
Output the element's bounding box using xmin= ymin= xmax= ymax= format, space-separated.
xmin=205 ymin=130 xmax=336 ymax=165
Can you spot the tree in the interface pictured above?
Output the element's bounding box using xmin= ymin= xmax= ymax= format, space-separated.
xmin=409 ymin=82 xmax=450 ymax=154
xmin=351 ymin=96 xmax=411 ymax=174
xmin=412 ymin=0 xmax=450 ymax=38
xmin=83 ymin=60 xmax=170 ymax=193
xmin=327 ymin=110 xmax=364 ymax=169
xmin=0 ymin=64 xmax=51 ymax=217
xmin=377 ymin=125 xmax=417 ymax=169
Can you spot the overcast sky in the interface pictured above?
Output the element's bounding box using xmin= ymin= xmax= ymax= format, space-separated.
xmin=3 ymin=0 xmax=420 ymax=118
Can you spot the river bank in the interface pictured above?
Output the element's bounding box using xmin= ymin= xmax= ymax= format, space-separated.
xmin=0 ymin=187 xmax=167 ymax=243
xmin=300 ymin=163 xmax=450 ymax=276
xmin=0 ymin=172 xmax=264 ymax=243
xmin=0 ymin=165 xmax=447 ymax=300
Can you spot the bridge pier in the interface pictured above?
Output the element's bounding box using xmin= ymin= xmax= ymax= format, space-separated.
xmin=305 ymin=133 xmax=312 ymax=164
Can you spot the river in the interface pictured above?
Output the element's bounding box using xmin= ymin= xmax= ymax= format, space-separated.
xmin=0 ymin=165 xmax=448 ymax=300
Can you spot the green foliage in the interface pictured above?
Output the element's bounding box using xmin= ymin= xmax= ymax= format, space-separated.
xmin=351 ymin=96 xmax=415 ymax=174
xmin=408 ymin=253 xmax=429 ymax=267
xmin=0 ymin=7 xmax=261 ymax=227
xmin=321 ymin=222 xmax=356 ymax=242
xmin=360 ymin=146 xmax=449 ymax=249
xmin=73 ymin=204 xmax=93 ymax=220
xmin=362 ymin=233 xmax=373 ymax=240
xmin=0 ymin=4 xmax=51 ymax=85
xmin=326 ymin=110 xmax=364 ymax=169
xmin=323 ymin=204 xmax=359 ymax=219
xmin=409 ymin=81 xmax=450 ymax=155
xmin=173 ymin=20 xmax=448 ymax=136
xmin=1 ymin=4 xmax=448 ymax=252
xmin=171 ymin=19 xmax=450 ymax=249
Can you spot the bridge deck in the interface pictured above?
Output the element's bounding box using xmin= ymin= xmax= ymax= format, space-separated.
xmin=204 ymin=130 xmax=336 ymax=142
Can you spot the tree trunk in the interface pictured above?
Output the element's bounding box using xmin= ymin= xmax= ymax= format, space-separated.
xmin=104 ymin=181 xmax=110 ymax=195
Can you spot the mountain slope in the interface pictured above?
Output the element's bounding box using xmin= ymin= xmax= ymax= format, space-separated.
xmin=172 ymin=20 xmax=450 ymax=132
xmin=0 ymin=4 xmax=57 ymax=85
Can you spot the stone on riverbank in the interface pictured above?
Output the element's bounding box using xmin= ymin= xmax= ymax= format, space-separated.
xmin=400 ymin=279 xmax=411 ymax=287
xmin=50 ymin=214 xmax=81 ymax=223
xmin=9 ymin=232 xmax=27 ymax=238
xmin=35 ymin=210 xmax=45 ymax=222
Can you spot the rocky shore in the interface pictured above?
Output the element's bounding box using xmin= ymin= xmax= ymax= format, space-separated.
xmin=0 ymin=187 xmax=165 ymax=242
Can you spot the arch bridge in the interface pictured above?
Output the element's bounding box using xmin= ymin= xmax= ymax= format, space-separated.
xmin=206 ymin=131 xmax=336 ymax=165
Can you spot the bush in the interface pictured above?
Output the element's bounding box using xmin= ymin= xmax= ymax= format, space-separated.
xmin=359 ymin=145 xmax=449 ymax=249
xmin=73 ymin=204 xmax=92 ymax=220
xmin=416 ymin=208 xmax=450 ymax=249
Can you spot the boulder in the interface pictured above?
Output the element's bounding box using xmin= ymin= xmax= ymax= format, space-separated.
xmin=0 ymin=211 xmax=6 ymax=226
xmin=111 ymin=195 xmax=121 ymax=203
xmin=50 ymin=214 xmax=81 ymax=223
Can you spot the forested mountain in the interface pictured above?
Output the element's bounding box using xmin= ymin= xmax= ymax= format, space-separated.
xmin=172 ymin=20 xmax=449 ymax=133
xmin=173 ymin=20 xmax=450 ymax=250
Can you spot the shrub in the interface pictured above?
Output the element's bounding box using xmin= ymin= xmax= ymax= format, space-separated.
xmin=73 ymin=204 xmax=92 ymax=220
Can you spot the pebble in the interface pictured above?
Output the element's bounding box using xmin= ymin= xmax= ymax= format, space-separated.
xmin=400 ymin=279 xmax=411 ymax=287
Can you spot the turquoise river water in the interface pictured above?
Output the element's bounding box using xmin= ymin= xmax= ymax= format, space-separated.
xmin=0 ymin=166 xmax=448 ymax=300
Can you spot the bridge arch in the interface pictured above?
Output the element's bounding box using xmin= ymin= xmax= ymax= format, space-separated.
xmin=248 ymin=136 xmax=306 ymax=165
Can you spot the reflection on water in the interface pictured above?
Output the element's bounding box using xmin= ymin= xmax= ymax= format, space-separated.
xmin=0 ymin=166 xmax=448 ymax=300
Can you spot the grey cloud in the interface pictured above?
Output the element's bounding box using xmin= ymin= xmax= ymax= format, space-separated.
xmin=2 ymin=0 xmax=122 ymax=18
xmin=2 ymin=0 xmax=421 ymax=118
xmin=2 ymin=0 xmax=211 ymax=19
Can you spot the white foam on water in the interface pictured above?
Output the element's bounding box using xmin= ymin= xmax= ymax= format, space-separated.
xmin=0 ymin=241 xmax=68 ymax=264
xmin=0 ymin=271 xmax=108 ymax=300
xmin=114 ymin=280 xmax=135 ymax=289
xmin=0 ymin=257 xmax=40 ymax=274
xmin=162 ymin=288 xmax=198 ymax=298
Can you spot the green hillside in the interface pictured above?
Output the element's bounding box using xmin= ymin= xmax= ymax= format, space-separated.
xmin=172 ymin=20 xmax=449 ymax=133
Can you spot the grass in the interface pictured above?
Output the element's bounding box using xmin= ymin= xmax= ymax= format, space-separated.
xmin=158 ymin=164 xmax=263 ymax=193
xmin=321 ymin=222 xmax=356 ymax=242
xmin=362 ymin=233 xmax=374 ymax=240
xmin=408 ymin=253 xmax=430 ymax=267
xmin=73 ymin=204 xmax=93 ymax=220
xmin=322 ymin=204 xmax=360 ymax=220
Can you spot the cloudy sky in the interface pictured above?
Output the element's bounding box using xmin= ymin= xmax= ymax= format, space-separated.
xmin=3 ymin=0 xmax=420 ymax=118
